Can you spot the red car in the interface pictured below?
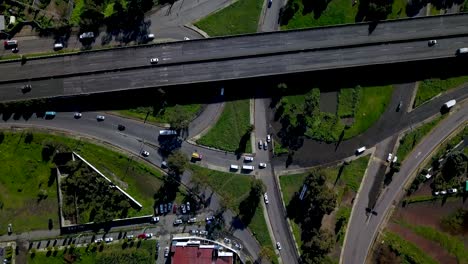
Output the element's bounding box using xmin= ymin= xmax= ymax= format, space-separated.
xmin=173 ymin=204 xmax=177 ymax=213
xmin=137 ymin=234 xmax=147 ymax=239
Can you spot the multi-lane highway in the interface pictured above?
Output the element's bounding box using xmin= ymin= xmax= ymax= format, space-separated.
xmin=2 ymin=15 xmax=468 ymax=101
xmin=342 ymin=102 xmax=468 ymax=264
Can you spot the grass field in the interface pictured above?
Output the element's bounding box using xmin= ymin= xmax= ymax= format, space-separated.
xmin=28 ymin=239 xmax=156 ymax=264
xmin=414 ymin=75 xmax=468 ymax=107
xmin=281 ymin=0 xmax=407 ymax=30
xmin=279 ymin=155 xmax=370 ymax=248
xmin=0 ymin=131 xmax=169 ymax=234
xmin=197 ymin=99 xmax=252 ymax=153
xmin=396 ymin=116 xmax=443 ymax=162
xmin=343 ymin=85 xmax=394 ymax=139
xmin=195 ymin=0 xmax=263 ymax=36
xmin=116 ymin=104 xmax=202 ymax=124
xmin=382 ymin=231 xmax=439 ymax=264
xmin=189 ymin=165 xmax=276 ymax=260
xmin=396 ymin=222 xmax=468 ymax=263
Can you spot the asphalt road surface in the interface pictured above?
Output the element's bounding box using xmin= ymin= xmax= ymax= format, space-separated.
xmin=3 ymin=14 xmax=468 ymax=83
xmin=2 ymin=35 xmax=468 ymax=102
xmin=254 ymin=95 xmax=299 ymax=264
xmin=342 ymin=102 xmax=468 ymax=264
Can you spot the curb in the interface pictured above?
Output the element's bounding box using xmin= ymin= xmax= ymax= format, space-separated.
xmin=184 ymin=24 xmax=210 ymax=38
xmin=407 ymin=81 xmax=419 ymax=113
xmin=189 ymin=102 xmax=226 ymax=141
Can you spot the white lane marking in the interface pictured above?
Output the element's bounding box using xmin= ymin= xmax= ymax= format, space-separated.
xmin=404 ymin=46 xmax=414 ymax=49
xmin=162 ymin=58 xmax=172 ymax=61
xmin=415 ymin=151 xmax=422 ymax=158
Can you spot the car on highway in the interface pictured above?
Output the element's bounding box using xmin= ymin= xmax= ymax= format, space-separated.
xmin=74 ymin=112 xmax=82 ymax=119
xmin=266 ymin=134 xmax=271 ymax=142
xmin=263 ymin=141 xmax=268 ymax=150
xmin=118 ymin=124 xmax=125 ymax=131
xmin=150 ymin=57 xmax=159 ymax=64
xmin=164 ymin=247 xmax=170 ymax=257
xmin=141 ymin=150 xmax=150 ymax=157
xmin=159 ymin=130 xmax=177 ymax=136
xmin=356 ymin=146 xmax=366 ymax=155
xmin=54 ymin=43 xmax=64 ymax=50
xmin=21 ymin=84 xmax=32 ymax=93
xmin=173 ymin=219 xmax=183 ymax=225
xmin=433 ymin=191 xmax=440 ymax=196
xmin=184 ymin=37 xmax=190 ymax=40
xmin=4 ymin=40 xmax=18 ymax=48
xmin=392 ymin=156 xmax=398 ymax=163
xmin=428 ymin=39 xmax=437 ymax=46
xmin=387 ymin=153 xmax=393 ymax=162
xmin=259 ymin=163 xmax=267 ymax=168
xmin=456 ymin=47 xmax=468 ymax=55
xmin=268 ymin=0 xmax=272 ymax=7
xmin=440 ymin=190 xmax=447 ymax=195
xmin=396 ymin=101 xmax=403 ymax=112
xmin=79 ymin=32 xmax=94 ymax=40
xmin=96 ymin=115 xmax=105 ymax=121
xmin=276 ymin=242 xmax=281 ymax=250
xmin=105 ymin=237 xmax=113 ymax=243
xmin=264 ymin=193 xmax=269 ymax=204
xmin=258 ymin=140 xmax=263 ymax=149
xmin=11 ymin=47 xmax=19 ymax=53
xmin=147 ymin=33 xmax=155 ymax=40
xmin=244 ymin=156 xmax=254 ymax=162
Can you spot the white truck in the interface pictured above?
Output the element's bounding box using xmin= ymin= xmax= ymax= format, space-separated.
xmin=443 ymin=99 xmax=456 ymax=109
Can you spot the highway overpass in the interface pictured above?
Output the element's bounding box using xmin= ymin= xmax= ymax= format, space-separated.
xmin=1 ymin=14 xmax=468 ymax=101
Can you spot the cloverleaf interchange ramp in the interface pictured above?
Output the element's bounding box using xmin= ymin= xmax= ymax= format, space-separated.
xmin=1 ymin=14 xmax=468 ymax=102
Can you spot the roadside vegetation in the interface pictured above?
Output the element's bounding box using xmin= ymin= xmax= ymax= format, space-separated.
xmin=274 ymin=84 xmax=393 ymax=145
xmin=117 ymin=104 xmax=201 ymax=125
xmin=280 ymin=0 xmax=407 ymax=30
xmin=197 ymin=99 xmax=252 ymax=153
xmin=376 ymin=232 xmax=438 ymax=264
xmin=0 ymin=130 xmax=174 ymax=234
xmin=28 ymin=239 xmax=156 ymax=264
xmin=189 ymin=165 xmax=276 ymax=262
xmin=279 ymin=155 xmax=370 ymax=261
xmin=414 ymin=75 xmax=468 ymax=108
xmin=396 ymin=116 xmax=444 ymax=162
xmin=194 ymin=0 xmax=263 ymax=36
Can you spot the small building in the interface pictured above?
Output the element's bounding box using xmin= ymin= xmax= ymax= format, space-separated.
xmin=0 ymin=15 xmax=5 ymax=31
xmin=171 ymin=240 xmax=233 ymax=264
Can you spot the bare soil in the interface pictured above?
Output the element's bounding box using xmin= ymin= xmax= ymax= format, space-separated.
xmin=388 ymin=222 xmax=458 ymax=264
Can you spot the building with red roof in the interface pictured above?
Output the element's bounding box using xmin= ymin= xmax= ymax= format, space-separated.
xmin=170 ymin=239 xmax=234 ymax=264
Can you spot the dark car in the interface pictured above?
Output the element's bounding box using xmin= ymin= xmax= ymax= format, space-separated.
xmin=396 ymin=101 xmax=403 ymax=112
xmin=268 ymin=0 xmax=272 ymax=7
xmin=21 ymin=84 xmax=31 ymax=93
xmin=118 ymin=124 xmax=126 ymax=131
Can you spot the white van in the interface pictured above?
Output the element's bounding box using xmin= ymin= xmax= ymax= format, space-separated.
xmin=456 ymin=48 xmax=468 ymax=55
xmin=53 ymin=43 xmax=64 ymax=50
xmin=242 ymin=165 xmax=254 ymax=171
xmin=159 ymin=130 xmax=177 ymax=136
xmin=230 ymin=164 xmax=239 ymax=170
xmin=356 ymin=146 xmax=366 ymax=155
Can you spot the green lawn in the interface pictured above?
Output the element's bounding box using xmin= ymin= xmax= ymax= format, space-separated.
xmin=0 ymin=132 xmax=58 ymax=235
xmin=279 ymin=155 xmax=370 ymax=248
xmin=397 ymin=222 xmax=468 ymax=263
xmin=343 ymin=85 xmax=394 ymax=139
xmin=414 ymin=75 xmax=468 ymax=108
xmin=280 ymin=0 xmax=358 ymax=30
xmin=396 ymin=116 xmax=443 ymax=162
xmin=116 ymin=104 xmax=202 ymax=124
xmin=195 ymin=0 xmax=264 ymax=36
xmin=281 ymin=0 xmax=407 ymax=30
xmin=197 ymin=99 xmax=252 ymax=153
xmin=382 ymin=231 xmax=438 ymax=264
xmin=0 ymin=131 xmax=170 ymax=235
xmin=189 ymin=165 xmax=276 ymax=260
xmin=28 ymin=239 xmax=156 ymax=264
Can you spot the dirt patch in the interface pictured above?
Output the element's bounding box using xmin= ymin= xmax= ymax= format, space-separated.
xmin=393 ymin=198 xmax=468 ymax=231
xmin=320 ymin=91 xmax=337 ymax=114
xmin=388 ymin=222 xmax=458 ymax=264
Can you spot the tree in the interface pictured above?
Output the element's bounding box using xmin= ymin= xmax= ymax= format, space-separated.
xmin=301 ymin=229 xmax=335 ymax=264
xmin=442 ymin=152 xmax=467 ymax=181
xmin=366 ymin=0 xmax=393 ymax=21
xmin=167 ymin=105 xmax=191 ymax=131
xmin=167 ymin=151 xmax=188 ymax=175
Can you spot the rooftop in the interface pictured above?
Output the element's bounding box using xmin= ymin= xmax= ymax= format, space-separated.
xmin=171 ymin=241 xmax=233 ymax=264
